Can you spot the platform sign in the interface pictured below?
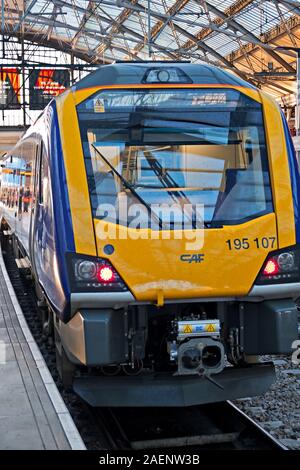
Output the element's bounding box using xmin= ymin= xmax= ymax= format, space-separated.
xmin=29 ymin=69 xmax=70 ymax=110
xmin=0 ymin=68 xmax=21 ymax=109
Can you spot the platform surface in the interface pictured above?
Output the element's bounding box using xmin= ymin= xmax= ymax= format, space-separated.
xmin=0 ymin=247 xmax=85 ymax=450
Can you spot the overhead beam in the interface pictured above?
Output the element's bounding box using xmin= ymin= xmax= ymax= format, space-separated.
xmin=4 ymin=4 xmax=178 ymax=61
xmin=71 ymin=1 xmax=97 ymax=49
xmin=179 ymin=0 xmax=254 ymax=49
xmin=227 ymin=14 xmax=300 ymax=65
xmin=3 ymin=6 xmax=145 ymax=60
xmin=131 ymin=0 xmax=190 ymax=57
xmin=122 ymin=1 xmax=250 ymax=80
xmin=46 ymin=4 xmax=58 ymax=41
xmin=0 ymin=0 xmax=297 ymax=86
xmin=98 ymin=0 xmax=242 ymax=38
xmin=97 ymin=0 xmax=138 ymax=55
xmin=278 ymin=0 xmax=300 ymax=15
xmin=260 ymin=79 xmax=295 ymax=94
xmin=4 ymin=27 xmax=113 ymax=63
xmin=12 ymin=0 xmax=39 ymax=33
xmin=0 ymin=62 xmax=100 ymax=68
xmin=204 ymin=1 xmax=295 ymax=72
xmin=51 ymin=0 xmax=148 ymax=44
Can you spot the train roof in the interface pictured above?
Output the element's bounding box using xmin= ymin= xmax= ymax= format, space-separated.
xmin=73 ymin=62 xmax=255 ymax=91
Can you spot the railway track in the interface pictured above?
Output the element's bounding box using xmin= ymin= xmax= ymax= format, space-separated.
xmin=95 ymin=401 xmax=286 ymax=450
xmin=1 ymin=235 xmax=286 ymax=451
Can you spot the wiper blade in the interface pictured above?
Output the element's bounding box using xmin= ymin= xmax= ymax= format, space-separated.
xmin=91 ymin=144 xmax=163 ymax=229
xmin=134 ymin=184 xmax=164 ymax=189
xmin=142 ymin=149 xmax=209 ymax=229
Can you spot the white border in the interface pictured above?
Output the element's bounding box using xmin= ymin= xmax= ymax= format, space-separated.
xmin=0 ymin=248 xmax=86 ymax=450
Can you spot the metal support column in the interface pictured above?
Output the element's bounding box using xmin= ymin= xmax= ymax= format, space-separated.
xmin=21 ymin=38 xmax=26 ymax=128
xmin=147 ymin=0 xmax=152 ymax=58
xmin=1 ymin=0 xmax=4 ymax=35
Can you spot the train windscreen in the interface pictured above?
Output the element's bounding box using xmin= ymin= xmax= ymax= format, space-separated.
xmin=77 ymin=88 xmax=272 ymax=228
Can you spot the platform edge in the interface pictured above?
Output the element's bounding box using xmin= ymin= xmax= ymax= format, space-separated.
xmin=0 ymin=247 xmax=86 ymax=451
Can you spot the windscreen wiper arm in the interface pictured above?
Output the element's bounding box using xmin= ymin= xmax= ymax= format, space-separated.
xmin=143 ymin=149 xmax=208 ymax=229
xmin=91 ymin=144 xmax=163 ymax=229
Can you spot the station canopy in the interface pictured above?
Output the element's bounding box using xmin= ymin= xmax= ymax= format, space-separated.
xmin=1 ymin=0 xmax=300 ymax=101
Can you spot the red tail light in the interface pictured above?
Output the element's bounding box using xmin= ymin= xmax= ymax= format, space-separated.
xmin=69 ymin=254 xmax=128 ymax=292
xmin=263 ymin=259 xmax=279 ymax=276
xmin=256 ymin=245 xmax=300 ymax=285
xmin=97 ymin=265 xmax=115 ymax=282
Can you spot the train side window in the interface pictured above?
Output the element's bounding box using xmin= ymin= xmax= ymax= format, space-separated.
xmin=33 ymin=143 xmax=39 ymax=198
xmin=38 ymin=144 xmax=48 ymax=206
xmin=38 ymin=143 xmax=43 ymax=205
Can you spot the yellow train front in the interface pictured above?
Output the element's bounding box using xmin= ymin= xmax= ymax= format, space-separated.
xmin=2 ymin=62 xmax=300 ymax=406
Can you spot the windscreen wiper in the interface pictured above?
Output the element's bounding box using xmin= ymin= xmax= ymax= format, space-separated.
xmin=142 ymin=149 xmax=208 ymax=229
xmin=91 ymin=144 xmax=163 ymax=229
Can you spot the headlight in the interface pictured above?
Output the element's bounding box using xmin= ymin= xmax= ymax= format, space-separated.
xmin=256 ymin=245 xmax=300 ymax=285
xmin=277 ymin=252 xmax=295 ymax=271
xmin=67 ymin=254 xmax=128 ymax=292
xmin=75 ymin=260 xmax=97 ymax=280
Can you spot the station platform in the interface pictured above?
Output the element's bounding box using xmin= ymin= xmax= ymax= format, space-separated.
xmin=0 ymin=249 xmax=85 ymax=450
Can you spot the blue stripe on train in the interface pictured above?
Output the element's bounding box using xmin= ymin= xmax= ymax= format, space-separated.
xmin=50 ymin=101 xmax=75 ymax=252
xmin=281 ymin=111 xmax=300 ymax=243
xmin=50 ymin=101 xmax=75 ymax=318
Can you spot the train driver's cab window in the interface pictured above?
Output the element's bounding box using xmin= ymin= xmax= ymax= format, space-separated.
xmin=77 ymin=88 xmax=272 ymax=228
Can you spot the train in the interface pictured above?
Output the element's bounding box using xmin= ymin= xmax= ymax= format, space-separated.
xmin=0 ymin=61 xmax=299 ymax=407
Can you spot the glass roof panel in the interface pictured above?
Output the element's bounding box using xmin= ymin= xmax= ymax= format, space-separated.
xmin=0 ymin=0 xmax=297 ymax=99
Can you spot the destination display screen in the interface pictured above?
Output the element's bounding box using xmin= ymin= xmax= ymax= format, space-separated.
xmin=29 ymin=68 xmax=70 ymax=109
xmin=0 ymin=67 xmax=21 ymax=109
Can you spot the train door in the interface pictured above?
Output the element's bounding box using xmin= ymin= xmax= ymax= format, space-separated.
xmin=28 ymin=142 xmax=40 ymax=260
xmin=29 ymin=140 xmax=46 ymax=284
xmin=30 ymin=139 xmax=55 ymax=304
xmin=37 ymin=142 xmax=46 ymax=252
xmin=33 ymin=141 xmax=52 ymax=273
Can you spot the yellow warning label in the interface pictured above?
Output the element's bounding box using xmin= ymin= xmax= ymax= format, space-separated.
xmin=94 ymin=98 xmax=105 ymax=113
xmin=205 ymin=324 xmax=216 ymax=332
xmin=183 ymin=324 xmax=193 ymax=334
